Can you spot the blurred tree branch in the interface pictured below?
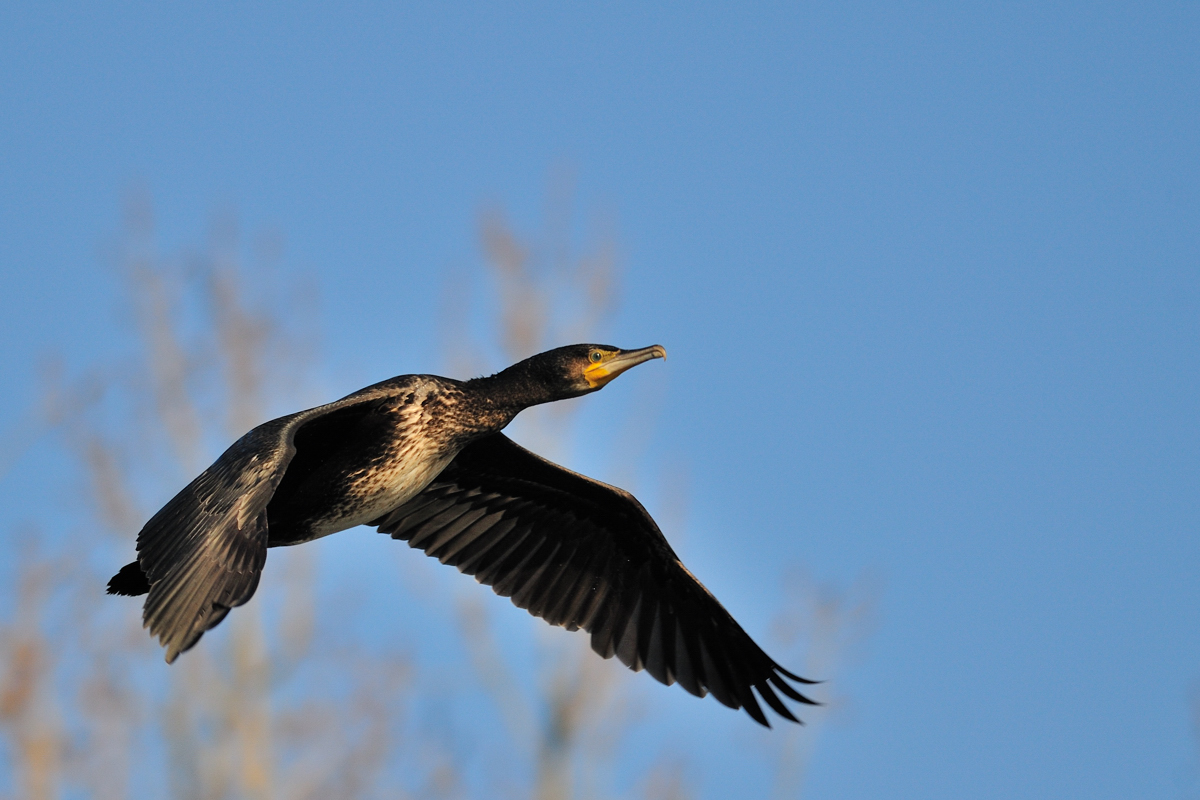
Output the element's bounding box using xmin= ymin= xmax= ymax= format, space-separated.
xmin=0 ymin=178 xmax=866 ymax=800
xmin=0 ymin=191 xmax=413 ymax=800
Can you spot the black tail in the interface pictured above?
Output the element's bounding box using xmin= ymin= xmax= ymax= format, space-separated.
xmin=107 ymin=561 xmax=151 ymax=596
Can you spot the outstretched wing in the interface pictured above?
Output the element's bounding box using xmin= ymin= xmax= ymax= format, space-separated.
xmin=133 ymin=381 xmax=405 ymax=663
xmin=135 ymin=415 xmax=294 ymax=663
xmin=371 ymin=433 xmax=817 ymax=726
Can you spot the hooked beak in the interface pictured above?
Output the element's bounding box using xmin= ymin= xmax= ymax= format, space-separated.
xmin=584 ymin=344 xmax=667 ymax=388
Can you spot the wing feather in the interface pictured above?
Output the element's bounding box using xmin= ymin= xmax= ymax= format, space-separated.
xmin=373 ymin=432 xmax=816 ymax=726
xmin=128 ymin=381 xmax=405 ymax=662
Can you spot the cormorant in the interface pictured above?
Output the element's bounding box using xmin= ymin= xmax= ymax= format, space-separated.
xmin=108 ymin=344 xmax=817 ymax=726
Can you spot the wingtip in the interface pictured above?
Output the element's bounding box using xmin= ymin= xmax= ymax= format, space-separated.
xmin=775 ymin=662 xmax=822 ymax=684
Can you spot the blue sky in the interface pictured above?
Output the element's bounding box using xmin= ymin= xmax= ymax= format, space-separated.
xmin=2 ymin=2 xmax=1198 ymax=798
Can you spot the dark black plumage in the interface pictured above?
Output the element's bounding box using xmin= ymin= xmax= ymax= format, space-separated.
xmin=109 ymin=343 xmax=817 ymax=726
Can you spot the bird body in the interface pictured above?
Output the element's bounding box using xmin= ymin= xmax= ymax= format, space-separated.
xmin=265 ymin=376 xmax=491 ymax=546
xmin=109 ymin=344 xmax=817 ymax=726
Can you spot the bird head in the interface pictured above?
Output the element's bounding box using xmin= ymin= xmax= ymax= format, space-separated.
xmin=502 ymin=343 xmax=667 ymax=404
xmin=574 ymin=343 xmax=667 ymax=392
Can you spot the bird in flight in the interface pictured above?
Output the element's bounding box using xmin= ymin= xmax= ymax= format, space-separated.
xmin=108 ymin=344 xmax=816 ymax=726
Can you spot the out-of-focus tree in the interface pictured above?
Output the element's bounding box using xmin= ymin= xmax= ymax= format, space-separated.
xmin=1 ymin=191 xmax=412 ymax=800
xmin=0 ymin=176 xmax=868 ymax=800
xmin=770 ymin=570 xmax=878 ymax=799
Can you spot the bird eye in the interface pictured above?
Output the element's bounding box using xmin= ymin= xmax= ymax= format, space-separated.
xmin=589 ymin=351 xmax=603 ymax=363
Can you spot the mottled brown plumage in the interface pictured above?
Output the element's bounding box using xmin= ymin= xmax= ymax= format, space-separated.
xmin=108 ymin=344 xmax=817 ymax=726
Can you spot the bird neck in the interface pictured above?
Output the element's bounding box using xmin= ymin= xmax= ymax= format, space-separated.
xmin=461 ymin=359 xmax=569 ymax=427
